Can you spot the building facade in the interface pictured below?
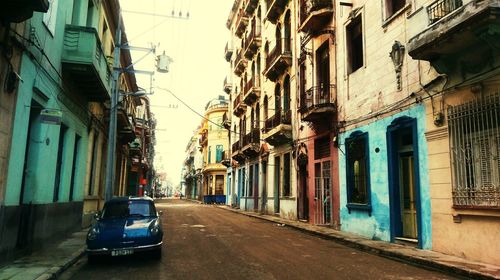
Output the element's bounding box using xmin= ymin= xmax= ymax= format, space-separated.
xmin=226 ymin=0 xmax=300 ymax=220
xmin=407 ymin=0 xmax=500 ymax=265
xmin=0 ymin=0 xmax=149 ymax=260
xmin=336 ymin=0 xmax=432 ymax=249
xmin=199 ymin=97 xmax=229 ymax=204
xmin=296 ymin=0 xmax=338 ymax=226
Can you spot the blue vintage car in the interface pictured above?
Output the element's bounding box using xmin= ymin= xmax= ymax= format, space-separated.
xmin=86 ymin=196 xmax=163 ymax=263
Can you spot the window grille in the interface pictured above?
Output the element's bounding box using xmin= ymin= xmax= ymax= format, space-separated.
xmin=448 ymin=93 xmax=500 ymax=208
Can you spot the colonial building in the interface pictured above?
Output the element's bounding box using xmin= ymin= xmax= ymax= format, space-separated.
xmin=226 ymin=0 xmax=300 ymax=220
xmin=199 ymin=97 xmax=229 ymax=204
xmin=82 ymin=0 xmax=142 ymax=226
xmin=407 ymin=0 xmax=500 ymax=266
xmin=0 ymin=0 xmax=149 ymax=261
xmin=336 ymin=0 xmax=432 ymax=249
xmin=0 ymin=0 xmax=49 ymax=263
xmin=296 ymin=0 xmax=338 ymax=226
xmin=182 ymin=128 xmax=204 ymax=200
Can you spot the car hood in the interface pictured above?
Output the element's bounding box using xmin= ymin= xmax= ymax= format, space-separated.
xmin=97 ymin=217 xmax=157 ymax=241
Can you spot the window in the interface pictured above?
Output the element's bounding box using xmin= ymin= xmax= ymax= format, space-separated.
xmin=283 ymin=153 xmax=291 ymax=196
xmin=314 ymin=137 xmax=330 ymax=160
xmin=385 ymin=0 xmax=406 ymax=19
xmin=346 ymin=132 xmax=370 ymax=208
xmin=54 ymin=124 xmax=68 ymax=202
xmin=88 ymin=130 xmax=99 ymax=196
xmin=448 ymin=93 xmax=500 ymax=208
xmin=43 ymin=0 xmax=59 ymax=35
xmin=346 ymin=15 xmax=364 ymax=73
xmin=69 ymin=135 xmax=81 ymax=201
xmin=249 ymin=165 xmax=254 ymax=196
xmin=215 ymin=175 xmax=224 ymax=195
xmin=216 ymin=145 xmax=223 ymax=163
xmin=208 ymin=146 xmax=212 ymax=164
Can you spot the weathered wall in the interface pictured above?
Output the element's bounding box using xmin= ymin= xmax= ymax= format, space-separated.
xmin=338 ymin=105 xmax=432 ymax=249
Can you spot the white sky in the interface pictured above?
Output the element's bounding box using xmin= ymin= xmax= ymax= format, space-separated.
xmin=120 ymin=0 xmax=233 ymax=185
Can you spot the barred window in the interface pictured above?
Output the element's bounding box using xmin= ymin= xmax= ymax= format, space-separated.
xmin=448 ymin=93 xmax=500 ymax=209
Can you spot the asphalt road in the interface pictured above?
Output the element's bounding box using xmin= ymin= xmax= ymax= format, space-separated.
xmin=61 ymin=199 xmax=457 ymax=280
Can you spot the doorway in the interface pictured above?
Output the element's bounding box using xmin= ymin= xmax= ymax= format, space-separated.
xmin=274 ymin=155 xmax=280 ymax=214
xmin=388 ymin=117 xmax=421 ymax=246
xmin=17 ymin=102 xmax=42 ymax=249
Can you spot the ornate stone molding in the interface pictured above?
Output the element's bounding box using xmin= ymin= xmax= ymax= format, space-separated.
xmin=389 ymin=41 xmax=405 ymax=91
xmin=425 ymin=127 xmax=448 ymax=142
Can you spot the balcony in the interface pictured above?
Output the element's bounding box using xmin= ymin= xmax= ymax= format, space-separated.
xmin=223 ymin=77 xmax=232 ymax=94
xmin=244 ymin=0 xmax=259 ymax=15
xmin=222 ymin=112 xmax=231 ymax=129
xmin=235 ymin=9 xmax=250 ymax=38
xmin=299 ymin=84 xmax=336 ymax=122
xmin=1 ymin=0 xmax=49 ymax=22
xmin=129 ymin=138 xmax=142 ymax=157
xmin=233 ymin=93 xmax=247 ymax=117
xmin=263 ymin=110 xmax=292 ymax=146
xmin=244 ymin=23 xmax=262 ymax=59
xmin=232 ymin=140 xmax=246 ymax=162
xmin=199 ymin=131 xmax=208 ymax=147
xmin=117 ymin=104 xmax=136 ymax=144
xmin=407 ymin=0 xmax=500 ymax=88
xmin=224 ymin=42 xmax=234 ymax=62
xmin=243 ymin=76 xmax=261 ymax=105
xmin=203 ymin=162 xmax=226 ymax=174
xmin=61 ymin=25 xmax=112 ymax=101
xmin=234 ymin=49 xmax=248 ymax=77
xmin=221 ymin=150 xmax=232 ymax=167
xmin=263 ymin=38 xmax=292 ymax=82
xmin=265 ymin=0 xmax=289 ymax=24
xmin=242 ymin=128 xmax=260 ymax=157
xmin=298 ymin=0 xmax=334 ymax=33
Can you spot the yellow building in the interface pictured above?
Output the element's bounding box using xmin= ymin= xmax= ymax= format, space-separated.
xmin=200 ymin=97 xmax=229 ymax=203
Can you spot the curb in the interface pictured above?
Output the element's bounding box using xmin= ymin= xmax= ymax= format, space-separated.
xmin=34 ymin=246 xmax=86 ymax=280
xmin=217 ymin=206 xmax=498 ymax=280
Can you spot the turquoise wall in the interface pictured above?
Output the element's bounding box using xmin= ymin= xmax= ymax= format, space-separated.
xmin=338 ymin=105 xmax=432 ymax=249
xmin=4 ymin=3 xmax=89 ymax=206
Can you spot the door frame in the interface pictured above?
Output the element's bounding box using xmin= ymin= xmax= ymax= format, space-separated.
xmin=387 ymin=116 xmax=423 ymax=248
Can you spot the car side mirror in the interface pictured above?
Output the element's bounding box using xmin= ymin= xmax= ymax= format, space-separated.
xmin=158 ymin=211 xmax=163 ymax=216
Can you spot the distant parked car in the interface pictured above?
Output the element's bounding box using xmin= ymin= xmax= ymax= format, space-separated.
xmin=86 ymin=196 xmax=163 ymax=263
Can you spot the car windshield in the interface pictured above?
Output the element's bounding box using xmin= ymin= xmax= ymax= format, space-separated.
xmin=101 ymin=200 xmax=157 ymax=219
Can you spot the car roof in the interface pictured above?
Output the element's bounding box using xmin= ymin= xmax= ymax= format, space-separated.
xmin=106 ymin=196 xmax=154 ymax=203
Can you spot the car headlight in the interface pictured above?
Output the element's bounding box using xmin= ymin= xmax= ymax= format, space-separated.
xmin=149 ymin=220 xmax=161 ymax=236
xmin=87 ymin=227 xmax=100 ymax=241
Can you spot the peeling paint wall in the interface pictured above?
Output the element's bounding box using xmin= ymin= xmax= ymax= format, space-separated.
xmin=338 ymin=105 xmax=432 ymax=249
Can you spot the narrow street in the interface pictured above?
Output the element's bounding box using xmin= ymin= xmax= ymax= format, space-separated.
xmin=61 ymin=199 xmax=456 ymax=280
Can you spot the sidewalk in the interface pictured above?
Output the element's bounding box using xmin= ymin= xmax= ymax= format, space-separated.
xmin=0 ymin=229 xmax=87 ymax=280
xmin=216 ymin=205 xmax=500 ymax=280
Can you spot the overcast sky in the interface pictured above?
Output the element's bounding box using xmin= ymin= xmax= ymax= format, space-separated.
xmin=120 ymin=0 xmax=233 ymax=185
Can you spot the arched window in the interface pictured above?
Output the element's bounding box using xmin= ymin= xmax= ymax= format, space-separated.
xmin=276 ymin=24 xmax=282 ymax=51
xmin=256 ymin=54 xmax=261 ymax=86
xmin=283 ymin=75 xmax=290 ymax=112
xmin=251 ymin=108 xmax=255 ymax=129
xmin=256 ymin=103 xmax=260 ymax=129
xmin=284 ymin=11 xmax=291 ymax=52
xmin=263 ymin=96 xmax=269 ymax=121
xmin=274 ymin=83 xmax=281 ymax=114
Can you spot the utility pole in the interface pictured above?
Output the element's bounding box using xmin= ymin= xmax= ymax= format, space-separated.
xmin=105 ymin=10 xmax=122 ymax=202
xmin=104 ymin=7 xmax=187 ymax=201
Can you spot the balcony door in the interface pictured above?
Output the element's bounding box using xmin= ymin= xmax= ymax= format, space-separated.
xmin=316 ymin=43 xmax=330 ymax=103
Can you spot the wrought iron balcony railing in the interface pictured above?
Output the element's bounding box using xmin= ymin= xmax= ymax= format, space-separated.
xmin=263 ymin=110 xmax=292 ymax=133
xmin=427 ymin=0 xmax=463 ymax=24
xmin=299 ymin=84 xmax=336 ymax=111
